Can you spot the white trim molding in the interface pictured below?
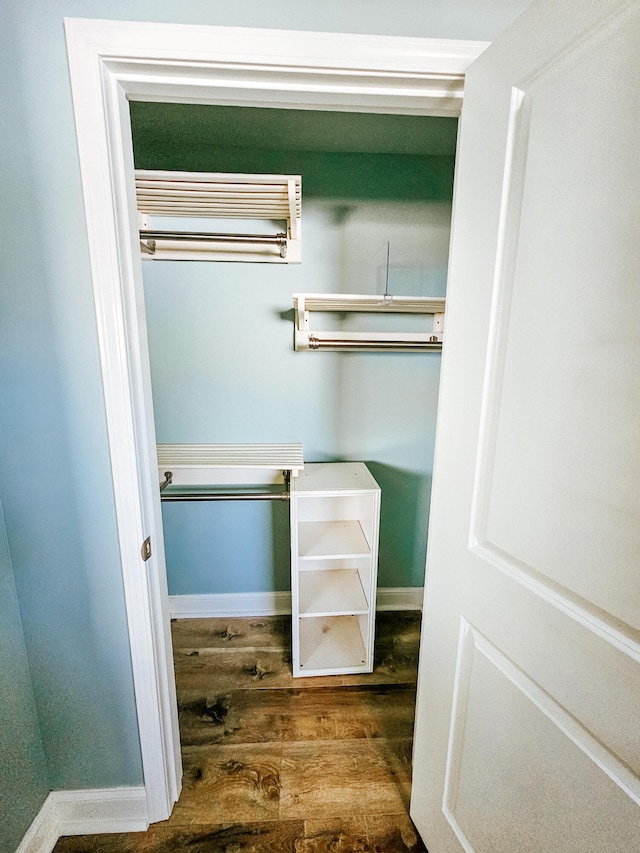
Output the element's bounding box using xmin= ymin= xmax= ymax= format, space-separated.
xmin=16 ymin=788 xmax=148 ymax=853
xmin=64 ymin=16 xmax=482 ymax=825
xmin=376 ymin=586 xmax=425 ymax=611
xmin=169 ymin=591 xmax=292 ymax=618
xmin=15 ymin=798 xmax=58 ymax=853
xmin=168 ymin=587 xmax=423 ymax=618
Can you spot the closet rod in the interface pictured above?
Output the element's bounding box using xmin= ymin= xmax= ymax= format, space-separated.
xmin=160 ymin=490 xmax=290 ymax=502
xmin=308 ymin=335 xmax=442 ymax=351
xmin=140 ymin=231 xmax=287 ymax=244
xmin=141 ymin=231 xmax=288 ymax=258
xmin=159 ymin=469 xmax=292 ymax=502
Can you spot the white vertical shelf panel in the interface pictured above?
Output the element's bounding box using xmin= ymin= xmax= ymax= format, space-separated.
xmin=291 ymin=462 xmax=380 ymax=677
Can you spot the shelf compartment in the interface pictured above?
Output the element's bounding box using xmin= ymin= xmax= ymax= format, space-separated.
xmin=297 ymin=520 xmax=370 ymax=560
xmin=291 ymin=462 xmax=380 ymax=679
xmin=298 ymin=569 xmax=368 ymax=616
xmin=298 ymin=615 xmax=369 ymax=674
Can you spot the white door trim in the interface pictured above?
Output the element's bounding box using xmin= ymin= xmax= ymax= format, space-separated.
xmin=64 ymin=17 xmax=487 ymax=822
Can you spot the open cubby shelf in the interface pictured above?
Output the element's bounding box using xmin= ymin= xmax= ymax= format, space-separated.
xmin=298 ymin=615 xmax=368 ymax=674
xmin=291 ymin=462 xmax=380 ymax=677
xmin=298 ymin=568 xmax=368 ymax=616
xmin=297 ymin=520 xmax=370 ymax=560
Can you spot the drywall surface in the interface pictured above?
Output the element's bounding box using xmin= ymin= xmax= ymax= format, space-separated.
xmin=0 ymin=502 xmax=49 ymax=853
xmin=144 ymin=199 xmax=450 ymax=591
xmin=0 ymin=0 xmax=530 ymax=793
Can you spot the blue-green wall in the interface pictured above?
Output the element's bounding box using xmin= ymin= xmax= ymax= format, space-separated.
xmin=1 ymin=1 xmax=143 ymax=795
xmin=144 ymin=200 xmax=450 ymax=592
xmin=0 ymin=502 xmax=49 ymax=853
xmin=0 ymin=0 xmax=531 ymax=839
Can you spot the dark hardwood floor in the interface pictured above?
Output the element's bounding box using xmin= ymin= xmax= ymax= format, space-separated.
xmin=54 ymin=611 xmax=427 ymax=852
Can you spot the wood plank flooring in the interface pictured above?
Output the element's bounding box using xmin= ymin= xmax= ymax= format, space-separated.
xmin=54 ymin=612 xmax=427 ymax=852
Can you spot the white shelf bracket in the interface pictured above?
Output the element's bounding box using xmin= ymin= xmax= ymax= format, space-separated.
xmin=288 ymin=177 xmax=300 ymax=241
xmin=136 ymin=171 xmax=302 ymax=263
xmin=296 ymin=294 xmax=309 ymax=333
xmin=292 ymin=293 xmax=445 ymax=352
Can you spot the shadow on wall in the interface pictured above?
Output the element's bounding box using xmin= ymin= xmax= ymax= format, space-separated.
xmin=364 ymin=462 xmax=431 ymax=590
xmin=270 ymin=498 xmax=292 ymax=592
xmin=162 ymin=499 xmax=293 ymax=595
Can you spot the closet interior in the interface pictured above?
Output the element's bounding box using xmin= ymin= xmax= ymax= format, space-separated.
xmin=129 ymin=101 xmax=457 ymax=674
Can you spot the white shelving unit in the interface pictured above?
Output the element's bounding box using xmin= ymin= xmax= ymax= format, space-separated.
xmin=290 ymin=462 xmax=380 ymax=677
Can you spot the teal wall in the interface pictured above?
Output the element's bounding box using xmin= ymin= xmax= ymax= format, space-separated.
xmin=0 ymin=502 xmax=49 ymax=853
xmin=143 ymin=196 xmax=450 ymax=593
xmin=1 ymin=2 xmax=143 ymax=795
xmin=0 ymin=0 xmax=531 ymax=837
xmin=132 ymin=104 xmax=456 ymax=594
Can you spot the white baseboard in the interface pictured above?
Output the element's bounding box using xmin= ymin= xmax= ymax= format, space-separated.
xmin=52 ymin=787 xmax=148 ymax=836
xmin=169 ymin=591 xmax=292 ymax=618
xmin=17 ymin=787 xmax=148 ymax=853
xmin=376 ymin=586 xmax=424 ymax=611
xmin=15 ymin=796 xmax=59 ymax=853
xmin=168 ymin=587 xmax=423 ymax=618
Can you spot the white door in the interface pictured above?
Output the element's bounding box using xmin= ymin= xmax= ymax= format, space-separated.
xmin=411 ymin=0 xmax=640 ymax=850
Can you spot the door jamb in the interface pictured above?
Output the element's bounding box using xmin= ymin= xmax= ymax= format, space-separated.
xmin=64 ymin=17 xmax=486 ymax=823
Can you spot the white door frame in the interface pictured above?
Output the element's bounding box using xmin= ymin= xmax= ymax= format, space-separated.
xmin=64 ymin=17 xmax=487 ymax=823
